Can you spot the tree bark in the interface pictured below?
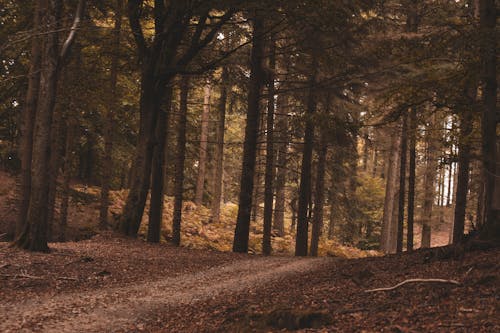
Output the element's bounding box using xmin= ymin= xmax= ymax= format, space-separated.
xmin=421 ymin=115 xmax=439 ymax=248
xmin=310 ymin=131 xmax=327 ymax=257
xmin=295 ymin=56 xmax=318 ymax=257
xmin=210 ymin=68 xmax=228 ymax=223
xmin=407 ymin=107 xmax=417 ymax=251
xmin=147 ymin=87 xmax=173 ymax=243
xmin=233 ymin=12 xmax=266 ymax=253
xmin=194 ymin=82 xmax=211 ymax=206
xmin=452 ymin=83 xmax=476 ymax=244
xmin=15 ymin=0 xmax=60 ymax=251
xmin=272 ymin=91 xmax=288 ymax=237
xmin=16 ymin=2 xmax=42 ymax=238
xmin=100 ymin=0 xmax=122 ymax=230
xmin=479 ymin=0 xmax=499 ymax=239
xmin=262 ymin=35 xmax=276 ymax=255
xmin=59 ymin=118 xmax=76 ymax=242
xmin=381 ymin=129 xmax=400 ymax=253
xmin=172 ymin=76 xmax=190 ymax=246
xmin=396 ymin=111 xmax=408 ymax=253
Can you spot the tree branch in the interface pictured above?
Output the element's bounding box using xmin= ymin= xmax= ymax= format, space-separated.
xmin=364 ymin=278 xmax=460 ymax=293
xmin=59 ymin=0 xmax=86 ymax=62
xmin=128 ymin=0 xmax=149 ymax=57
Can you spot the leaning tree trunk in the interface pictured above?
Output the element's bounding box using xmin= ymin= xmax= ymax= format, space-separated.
xmin=233 ymin=12 xmax=266 ymax=253
xmin=147 ymin=87 xmax=173 ymax=243
xmin=194 ymin=81 xmax=211 ymax=206
xmin=100 ymin=0 xmax=122 ymax=230
xmin=479 ymin=0 xmax=499 ymax=239
xmin=310 ymin=131 xmax=327 ymax=257
xmin=172 ymin=77 xmax=190 ymax=246
xmin=295 ymin=56 xmax=318 ymax=257
xmin=262 ymin=35 xmax=276 ymax=256
xmin=210 ymin=68 xmax=228 ymax=223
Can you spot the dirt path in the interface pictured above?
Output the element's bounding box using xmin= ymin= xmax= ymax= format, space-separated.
xmin=0 ymin=256 xmax=329 ymax=332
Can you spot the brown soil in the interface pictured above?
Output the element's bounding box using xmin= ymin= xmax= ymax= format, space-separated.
xmin=1 ymin=235 xmax=498 ymax=332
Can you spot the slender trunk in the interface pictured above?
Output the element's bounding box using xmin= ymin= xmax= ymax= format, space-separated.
xmin=421 ymin=116 xmax=439 ymax=248
xmin=446 ymin=159 xmax=453 ymax=206
xmin=453 ymin=96 xmax=474 ymax=244
xmin=233 ymin=13 xmax=265 ymax=253
xmin=59 ymin=118 xmax=76 ymax=242
xmin=396 ymin=111 xmax=408 ymax=253
xmin=172 ymin=77 xmax=190 ymax=246
xmin=272 ymin=92 xmax=288 ymax=237
xmin=262 ymin=35 xmax=276 ymax=255
xmin=310 ymin=132 xmax=327 ymax=257
xmin=211 ymin=68 xmax=228 ymax=223
xmin=407 ymin=107 xmax=417 ymax=251
xmin=147 ymin=87 xmax=173 ymax=243
xmin=295 ymin=56 xmax=317 ymax=257
xmin=194 ymin=82 xmax=211 ymax=206
xmin=16 ymin=3 xmax=42 ymax=238
xmin=381 ymin=130 xmax=400 ymax=253
xmin=100 ymin=0 xmax=122 ymax=229
xmin=328 ymin=190 xmax=335 ymax=239
xmin=479 ymin=0 xmax=499 ymax=239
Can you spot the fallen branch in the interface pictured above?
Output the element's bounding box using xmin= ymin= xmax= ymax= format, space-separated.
xmin=365 ymin=278 xmax=460 ymax=293
xmin=1 ymin=273 xmax=45 ymax=280
xmin=56 ymin=276 xmax=78 ymax=281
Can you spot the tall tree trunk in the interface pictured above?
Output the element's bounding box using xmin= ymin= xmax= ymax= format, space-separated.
xmin=310 ymin=131 xmax=327 ymax=257
xmin=479 ymin=0 xmax=499 ymax=239
xmin=453 ymin=91 xmax=474 ymax=244
xmin=295 ymin=56 xmax=317 ymax=257
xmin=100 ymin=0 xmax=122 ymax=229
xmin=16 ymin=2 xmax=42 ymax=237
xmin=328 ymin=189 xmax=335 ymax=239
xmin=14 ymin=0 xmax=60 ymax=251
xmin=210 ymin=68 xmax=228 ymax=223
xmin=147 ymin=87 xmax=173 ymax=243
xmin=262 ymin=35 xmax=276 ymax=256
xmin=272 ymin=92 xmax=288 ymax=237
xmin=59 ymin=118 xmax=76 ymax=242
xmin=396 ymin=111 xmax=408 ymax=253
xmin=233 ymin=13 xmax=266 ymax=253
xmin=119 ymin=67 xmax=163 ymax=236
xmin=421 ymin=116 xmax=439 ymax=248
xmin=195 ymin=82 xmax=211 ymax=206
xmin=381 ymin=129 xmax=400 ymax=253
xmin=407 ymin=107 xmax=417 ymax=251
xmin=172 ymin=77 xmax=190 ymax=246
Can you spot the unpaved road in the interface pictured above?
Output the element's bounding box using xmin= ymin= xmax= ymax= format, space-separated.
xmin=0 ymin=256 xmax=329 ymax=332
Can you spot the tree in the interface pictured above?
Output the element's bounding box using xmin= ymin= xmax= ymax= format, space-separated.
xmin=14 ymin=0 xmax=85 ymax=251
xmin=172 ymin=76 xmax=190 ymax=246
xmin=119 ymin=1 xmax=234 ymax=237
xmin=262 ymin=34 xmax=276 ymax=256
xmin=100 ymin=0 xmax=123 ymax=230
xmin=195 ymin=81 xmax=211 ymax=206
xmin=233 ymin=11 xmax=266 ymax=253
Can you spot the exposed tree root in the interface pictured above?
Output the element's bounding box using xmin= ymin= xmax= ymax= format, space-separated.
xmin=365 ymin=278 xmax=460 ymax=293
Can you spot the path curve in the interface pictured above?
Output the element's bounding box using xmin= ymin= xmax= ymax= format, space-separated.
xmin=0 ymin=256 xmax=330 ymax=332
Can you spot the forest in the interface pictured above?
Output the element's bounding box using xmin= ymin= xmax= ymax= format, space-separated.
xmin=0 ymin=0 xmax=499 ymax=332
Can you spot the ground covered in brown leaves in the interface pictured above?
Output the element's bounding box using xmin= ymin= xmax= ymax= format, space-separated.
xmin=1 ymin=235 xmax=498 ymax=332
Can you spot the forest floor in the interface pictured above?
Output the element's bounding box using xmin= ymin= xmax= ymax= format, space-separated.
xmin=1 ymin=234 xmax=499 ymax=333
